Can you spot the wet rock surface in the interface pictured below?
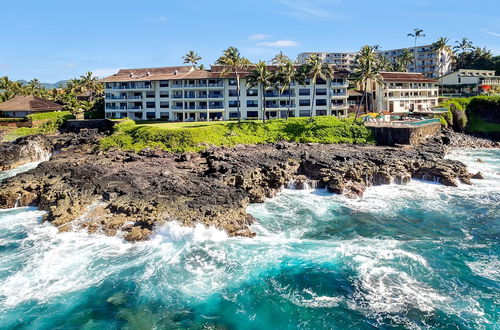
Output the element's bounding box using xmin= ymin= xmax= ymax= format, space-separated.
xmin=441 ymin=129 xmax=499 ymax=149
xmin=0 ymin=132 xmax=483 ymax=242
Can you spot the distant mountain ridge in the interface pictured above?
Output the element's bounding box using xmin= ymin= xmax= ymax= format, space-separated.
xmin=16 ymin=80 xmax=69 ymax=89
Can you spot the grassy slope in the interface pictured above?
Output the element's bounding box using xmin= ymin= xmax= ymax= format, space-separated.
xmin=100 ymin=116 xmax=374 ymax=152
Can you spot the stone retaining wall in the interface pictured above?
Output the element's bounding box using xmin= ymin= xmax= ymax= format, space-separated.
xmin=367 ymin=122 xmax=441 ymax=146
xmin=62 ymin=119 xmax=115 ymax=133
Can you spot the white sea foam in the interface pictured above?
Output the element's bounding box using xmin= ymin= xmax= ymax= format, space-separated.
xmin=0 ymin=161 xmax=43 ymax=182
xmin=466 ymin=258 xmax=500 ymax=282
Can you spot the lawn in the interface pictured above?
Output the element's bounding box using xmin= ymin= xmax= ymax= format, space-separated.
xmin=135 ymin=120 xmax=239 ymax=129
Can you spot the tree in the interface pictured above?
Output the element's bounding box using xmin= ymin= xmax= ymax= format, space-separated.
xmin=271 ymin=51 xmax=291 ymax=66
xmin=79 ymin=72 xmax=101 ymax=99
xmin=216 ymin=47 xmax=252 ymax=123
xmin=246 ymin=61 xmax=274 ymax=123
xmin=407 ymin=28 xmax=426 ymax=72
xmin=376 ymin=55 xmax=393 ymax=71
xmin=182 ymin=51 xmax=202 ymax=68
xmin=431 ymin=37 xmax=452 ymax=75
xmin=303 ymin=54 xmax=334 ymax=122
xmin=393 ymin=49 xmax=414 ymax=72
xmin=0 ymin=90 xmax=15 ymax=102
xmin=353 ymin=45 xmax=383 ymax=122
xmin=453 ymin=38 xmax=473 ymax=54
xmin=275 ymin=59 xmax=299 ymax=120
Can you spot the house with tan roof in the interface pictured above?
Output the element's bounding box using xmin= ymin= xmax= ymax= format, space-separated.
xmin=100 ymin=65 xmax=350 ymax=121
xmin=0 ymin=95 xmax=63 ymax=118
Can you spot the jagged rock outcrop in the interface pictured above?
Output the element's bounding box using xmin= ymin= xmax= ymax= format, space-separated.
xmin=0 ymin=135 xmax=476 ymax=241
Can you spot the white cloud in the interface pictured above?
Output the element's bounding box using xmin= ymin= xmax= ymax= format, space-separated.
xmin=92 ymin=68 xmax=121 ymax=78
xmin=257 ymin=40 xmax=298 ymax=47
xmin=249 ymin=34 xmax=272 ymax=41
xmin=143 ymin=16 xmax=169 ymax=23
xmin=480 ymin=28 xmax=500 ymax=37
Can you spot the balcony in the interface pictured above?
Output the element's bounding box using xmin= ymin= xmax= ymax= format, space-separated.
xmin=128 ymin=95 xmax=143 ymax=100
xmin=331 ymin=92 xmax=347 ymax=96
xmin=107 ymin=96 xmax=126 ymax=100
xmin=171 ymin=106 xmax=183 ymax=110
xmin=106 ymin=106 xmax=127 ymax=110
xmin=208 ymin=83 xmax=224 ymax=87
xmin=128 ymin=106 xmax=143 ymax=110
xmin=172 ymin=94 xmax=183 ymax=99
xmin=208 ymin=94 xmax=224 ymax=98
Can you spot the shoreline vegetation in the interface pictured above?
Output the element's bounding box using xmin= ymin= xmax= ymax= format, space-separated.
xmin=99 ymin=116 xmax=374 ymax=152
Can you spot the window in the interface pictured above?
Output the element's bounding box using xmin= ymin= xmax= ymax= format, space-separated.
xmin=146 ymin=102 xmax=155 ymax=108
xmin=228 ymin=89 xmax=239 ymax=97
xmin=299 ymin=110 xmax=310 ymax=117
xmin=146 ymin=112 xmax=156 ymax=119
xmin=146 ymin=91 xmax=155 ymax=98
xmin=228 ymin=79 xmax=237 ymax=86
xmin=228 ymin=112 xmax=240 ymax=119
xmin=316 ymin=99 xmax=327 ymax=106
xmin=160 ymin=102 xmax=169 ymax=108
xmin=316 ymin=110 xmax=327 ymax=116
xmin=160 ymin=112 xmax=169 ymax=119
xmin=229 ymin=100 xmax=239 ymax=108
xmin=247 ymin=100 xmax=258 ymax=107
xmin=159 ymin=91 xmax=169 ymax=98
xmin=246 ymin=111 xmax=259 ymax=118
xmin=246 ymin=89 xmax=258 ymax=96
xmin=299 ymin=99 xmax=310 ymax=106
xmin=299 ymin=89 xmax=310 ymax=96
xmin=316 ymin=88 xmax=327 ymax=96
xmin=159 ymin=80 xmax=169 ymax=87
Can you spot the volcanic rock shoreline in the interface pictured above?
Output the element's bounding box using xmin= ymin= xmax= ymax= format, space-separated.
xmin=0 ymin=130 xmax=495 ymax=241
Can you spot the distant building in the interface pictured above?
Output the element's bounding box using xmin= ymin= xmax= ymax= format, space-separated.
xmin=296 ymin=52 xmax=357 ymax=71
xmin=0 ymin=95 xmax=63 ymax=118
xmin=379 ymin=45 xmax=453 ymax=78
xmin=364 ymin=72 xmax=439 ymax=113
xmin=439 ymin=69 xmax=500 ymax=95
xmin=100 ymin=65 xmax=350 ymax=121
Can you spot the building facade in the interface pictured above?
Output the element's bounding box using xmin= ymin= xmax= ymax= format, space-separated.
xmin=101 ymin=65 xmax=349 ymax=121
xmin=366 ymin=72 xmax=439 ymax=113
xmin=379 ymin=45 xmax=453 ymax=78
xmin=296 ymin=52 xmax=357 ymax=71
xmin=439 ymin=69 xmax=500 ymax=95
xmin=0 ymin=95 xmax=63 ymax=118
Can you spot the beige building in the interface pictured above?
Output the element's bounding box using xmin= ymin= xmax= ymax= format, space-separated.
xmin=296 ymin=52 xmax=357 ymax=71
xmin=365 ymin=72 xmax=439 ymax=113
xmin=100 ymin=65 xmax=350 ymax=121
xmin=439 ymin=69 xmax=500 ymax=95
xmin=379 ymin=45 xmax=453 ymax=79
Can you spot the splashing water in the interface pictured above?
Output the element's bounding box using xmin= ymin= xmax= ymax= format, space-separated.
xmin=0 ymin=149 xmax=498 ymax=329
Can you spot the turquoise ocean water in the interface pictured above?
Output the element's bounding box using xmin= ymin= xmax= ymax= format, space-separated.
xmin=0 ymin=149 xmax=498 ymax=329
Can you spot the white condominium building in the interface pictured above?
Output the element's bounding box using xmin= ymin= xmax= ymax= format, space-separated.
xmin=379 ymin=45 xmax=453 ymax=78
xmin=296 ymin=52 xmax=357 ymax=71
xmin=439 ymin=69 xmax=500 ymax=95
xmin=100 ymin=65 xmax=349 ymax=121
xmin=366 ymin=72 xmax=439 ymax=113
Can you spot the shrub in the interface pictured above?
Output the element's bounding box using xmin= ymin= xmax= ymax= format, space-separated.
xmin=2 ymin=111 xmax=75 ymax=142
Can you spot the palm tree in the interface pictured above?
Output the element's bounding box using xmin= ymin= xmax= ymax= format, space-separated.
xmin=353 ymin=45 xmax=382 ymax=122
xmin=431 ymin=37 xmax=452 ymax=76
xmin=303 ymin=54 xmax=334 ymax=122
xmin=376 ymin=55 xmax=393 ymax=71
xmin=453 ymin=38 xmax=473 ymax=53
xmin=79 ymin=72 xmax=101 ymax=99
xmin=216 ymin=47 xmax=252 ymax=123
xmin=275 ymin=59 xmax=299 ymax=120
xmin=0 ymin=90 xmax=15 ymax=102
xmin=182 ymin=51 xmax=202 ymax=68
xmin=246 ymin=61 xmax=274 ymax=123
xmin=271 ymin=51 xmax=291 ymax=66
xmin=394 ymin=49 xmax=414 ymax=72
xmin=0 ymin=76 xmax=14 ymax=90
xmin=407 ymin=28 xmax=426 ymax=72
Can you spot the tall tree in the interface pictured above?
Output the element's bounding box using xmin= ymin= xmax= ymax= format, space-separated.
xmin=271 ymin=51 xmax=291 ymax=66
xmin=275 ymin=59 xmax=299 ymax=121
xmin=407 ymin=28 xmax=426 ymax=72
xmin=303 ymin=54 xmax=334 ymax=122
xmin=246 ymin=61 xmax=274 ymax=123
xmin=353 ymin=45 xmax=382 ymax=122
xmin=393 ymin=49 xmax=414 ymax=72
xmin=431 ymin=37 xmax=452 ymax=75
xmin=453 ymin=38 xmax=473 ymax=54
xmin=216 ymin=47 xmax=252 ymax=123
xmin=182 ymin=51 xmax=202 ymax=68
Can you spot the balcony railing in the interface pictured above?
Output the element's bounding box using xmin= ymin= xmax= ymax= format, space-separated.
xmin=106 ymin=106 xmax=127 ymax=110
xmin=208 ymin=83 xmax=224 ymax=87
xmin=172 ymin=95 xmax=183 ymax=99
xmin=208 ymin=94 xmax=224 ymax=98
xmin=128 ymin=95 xmax=143 ymax=99
xmin=331 ymin=92 xmax=347 ymax=96
xmin=128 ymin=106 xmax=143 ymax=110
xmin=171 ymin=106 xmax=183 ymax=110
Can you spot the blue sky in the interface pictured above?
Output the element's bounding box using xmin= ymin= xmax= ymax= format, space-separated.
xmin=1 ymin=0 xmax=499 ymax=82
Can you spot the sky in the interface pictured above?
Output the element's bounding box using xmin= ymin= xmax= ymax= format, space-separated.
xmin=1 ymin=0 xmax=499 ymax=82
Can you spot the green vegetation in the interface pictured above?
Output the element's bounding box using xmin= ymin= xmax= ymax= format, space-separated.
xmin=2 ymin=111 xmax=74 ymax=142
xmin=0 ymin=117 xmax=26 ymax=122
xmin=436 ymin=96 xmax=500 ymax=133
xmin=100 ymin=116 xmax=373 ymax=152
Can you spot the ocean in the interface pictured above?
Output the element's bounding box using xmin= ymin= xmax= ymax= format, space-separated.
xmin=0 ymin=149 xmax=498 ymax=329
